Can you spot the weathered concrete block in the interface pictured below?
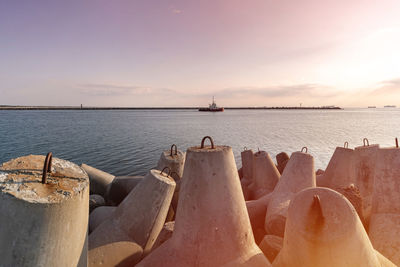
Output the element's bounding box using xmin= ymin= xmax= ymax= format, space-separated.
xmin=89 ymin=241 xmax=143 ymax=267
xmin=156 ymin=145 xmax=185 ymax=181
xmin=81 ymin=163 xmax=114 ymax=196
xmin=89 ymin=206 xmax=116 ymax=233
xmin=317 ymin=146 xmax=355 ymax=188
xmin=105 ymin=175 xmax=143 ymax=206
xmin=0 ymin=155 xmax=89 ymax=267
xmin=259 ymin=235 xmax=283 ymax=263
xmin=249 ymin=151 xmax=280 ymax=200
xmin=354 ymin=143 xmax=379 ymax=227
xmin=137 ymin=139 xmax=271 ymax=267
xmin=369 ymin=213 xmax=400 ymax=266
xmin=265 ymin=151 xmax=316 ymax=237
xmin=273 ymin=187 xmax=396 ymax=267
xmin=89 ymin=169 xmax=176 ymax=256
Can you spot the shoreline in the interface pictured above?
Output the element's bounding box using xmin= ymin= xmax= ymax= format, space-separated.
xmin=0 ymin=106 xmax=342 ymax=110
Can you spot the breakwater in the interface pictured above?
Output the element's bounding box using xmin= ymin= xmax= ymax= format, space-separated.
xmin=0 ymin=105 xmax=341 ymax=110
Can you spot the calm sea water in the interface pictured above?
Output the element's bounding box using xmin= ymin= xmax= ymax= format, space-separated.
xmin=1 ymin=109 xmax=399 ymax=176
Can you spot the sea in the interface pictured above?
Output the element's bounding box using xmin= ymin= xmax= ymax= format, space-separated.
xmin=1 ymin=108 xmax=399 ymax=176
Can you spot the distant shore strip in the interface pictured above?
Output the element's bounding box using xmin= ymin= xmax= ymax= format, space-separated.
xmin=0 ymin=106 xmax=342 ymax=110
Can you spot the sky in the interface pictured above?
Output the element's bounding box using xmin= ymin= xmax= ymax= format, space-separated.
xmin=1 ymin=0 xmax=400 ymax=107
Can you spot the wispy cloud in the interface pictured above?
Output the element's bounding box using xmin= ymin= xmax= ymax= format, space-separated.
xmin=370 ymin=78 xmax=400 ymax=95
xmin=207 ymin=84 xmax=339 ymax=99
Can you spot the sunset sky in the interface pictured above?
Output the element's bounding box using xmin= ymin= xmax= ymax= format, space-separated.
xmin=1 ymin=0 xmax=400 ymax=107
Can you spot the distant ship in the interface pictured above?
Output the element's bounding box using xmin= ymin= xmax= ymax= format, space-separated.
xmin=368 ymin=106 xmax=376 ymax=108
xmin=384 ymin=105 xmax=396 ymax=108
xmin=199 ymin=97 xmax=224 ymax=112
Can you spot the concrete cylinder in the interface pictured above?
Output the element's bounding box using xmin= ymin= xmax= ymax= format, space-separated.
xmin=249 ymin=151 xmax=280 ymax=200
xmin=265 ymin=151 xmax=316 ymax=237
xmin=354 ymin=143 xmax=379 ymax=226
xmin=156 ymin=144 xmax=185 ymax=181
xmin=81 ymin=163 xmax=114 ymax=197
xmin=0 ymin=155 xmax=89 ymax=267
xmin=273 ymin=187 xmax=396 ymax=267
xmin=317 ymin=146 xmax=356 ymax=188
xmin=89 ymin=169 xmax=176 ymax=256
xmin=137 ymin=139 xmax=271 ymax=267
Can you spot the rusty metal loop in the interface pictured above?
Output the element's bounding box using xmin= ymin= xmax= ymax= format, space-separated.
xmin=160 ymin=167 xmax=171 ymax=177
xmin=170 ymin=144 xmax=178 ymax=156
xmin=363 ymin=138 xmax=369 ymax=146
xmin=42 ymin=152 xmax=53 ymax=184
xmin=396 ymin=138 xmax=399 ymax=148
xmin=344 ymin=141 xmax=349 ymax=148
xmin=301 ymin=147 xmax=308 ymax=153
xmin=243 ymin=146 xmax=247 ymax=151
xmin=200 ymin=136 xmax=215 ymax=149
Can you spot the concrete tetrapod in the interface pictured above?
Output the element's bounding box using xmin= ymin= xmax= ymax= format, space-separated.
xmin=137 ymin=137 xmax=271 ymax=267
xmin=81 ymin=163 xmax=115 ymax=197
xmin=0 ymin=154 xmax=89 ymax=267
xmin=353 ymin=140 xmax=379 ymax=227
xmin=317 ymin=146 xmax=356 ymax=188
xmin=272 ymin=187 xmax=396 ymax=267
xmin=89 ymin=169 xmax=176 ymax=260
xmin=249 ymin=151 xmax=280 ymax=200
xmin=369 ymin=147 xmax=400 ymax=265
xmin=265 ymin=150 xmax=316 ymax=237
xmin=156 ymin=144 xmax=185 ymax=181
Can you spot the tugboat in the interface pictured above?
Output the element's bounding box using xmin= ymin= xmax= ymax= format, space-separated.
xmin=199 ymin=97 xmax=224 ymax=112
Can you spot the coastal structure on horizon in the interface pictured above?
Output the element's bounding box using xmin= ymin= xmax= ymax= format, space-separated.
xmin=0 ymin=105 xmax=342 ymax=110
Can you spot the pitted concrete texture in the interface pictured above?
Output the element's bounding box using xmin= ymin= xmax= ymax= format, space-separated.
xmin=0 ymin=155 xmax=88 ymax=203
xmin=372 ymin=147 xmax=400 ymax=214
xmin=369 ymin=213 xmax=400 ymax=266
xmin=137 ymin=145 xmax=271 ymax=267
xmin=354 ymin=144 xmax=379 ymax=227
xmin=0 ymin=155 xmax=89 ymax=267
xmin=273 ymin=187 xmax=396 ymax=267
